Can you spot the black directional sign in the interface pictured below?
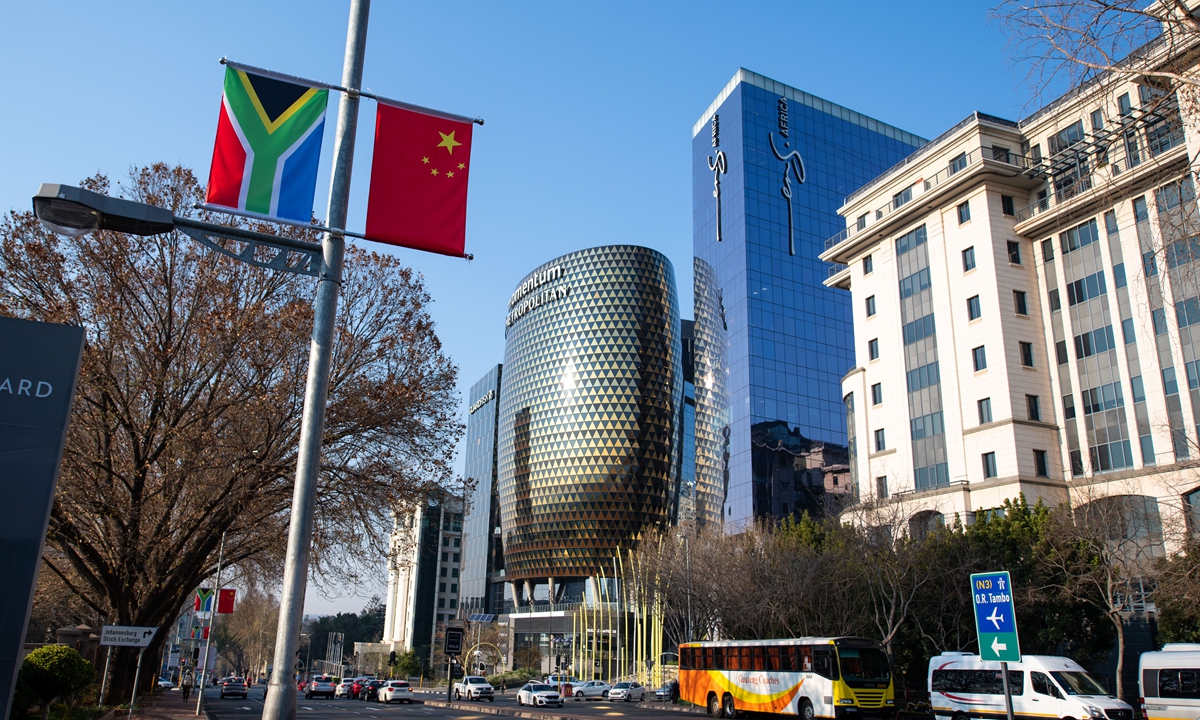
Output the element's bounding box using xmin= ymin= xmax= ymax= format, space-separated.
xmin=444 ymin=627 xmax=464 ymax=656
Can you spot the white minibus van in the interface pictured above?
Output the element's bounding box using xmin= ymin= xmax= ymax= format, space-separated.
xmin=1139 ymin=643 xmax=1200 ymax=720
xmin=929 ymin=652 xmax=1132 ymax=720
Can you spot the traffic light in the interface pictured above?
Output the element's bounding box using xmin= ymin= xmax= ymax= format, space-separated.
xmin=192 ymin=647 xmax=200 ymax=661
xmin=389 ymin=651 xmax=397 ymax=666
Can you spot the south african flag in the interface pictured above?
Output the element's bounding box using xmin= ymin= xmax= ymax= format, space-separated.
xmin=206 ymin=66 xmax=329 ymax=223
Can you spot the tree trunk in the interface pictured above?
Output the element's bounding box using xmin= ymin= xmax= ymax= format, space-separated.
xmin=1112 ymin=610 xmax=1126 ymax=702
xmin=40 ymin=699 xmax=51 ymax=720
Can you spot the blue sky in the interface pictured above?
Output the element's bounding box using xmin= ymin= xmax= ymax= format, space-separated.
xmin=1 ymin=1 xmax=1044 ymax=614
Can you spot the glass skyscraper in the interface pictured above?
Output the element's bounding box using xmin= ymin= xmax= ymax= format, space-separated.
xmin=692 ymin=69 xmax=925 ymax=527
xmin=459 ymin=364 xmax=503 ymax=617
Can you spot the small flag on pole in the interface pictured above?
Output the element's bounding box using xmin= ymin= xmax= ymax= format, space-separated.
xmin=206 ymin=65 xmax=329 ymax=223
xmin=191 ymin=626 xmax=210 ymax=640
xmin=194 ymin=588 xmax=214 ymax=613
xmin=365 ymin=103 xmax=474 ymax=258
xmin=217 ymin=588 xmax=237 ymax=614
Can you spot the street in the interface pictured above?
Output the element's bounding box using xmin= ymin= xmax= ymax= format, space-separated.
xmin=202 ymin=687 xmax=698 ymax=720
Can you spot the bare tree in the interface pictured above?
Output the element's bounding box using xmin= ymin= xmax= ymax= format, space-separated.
xmin=0 ymin=163 xmax=463 ymax=702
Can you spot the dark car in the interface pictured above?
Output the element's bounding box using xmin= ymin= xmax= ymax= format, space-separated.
xmin=359 ymin=680 xmax=385 ymax=701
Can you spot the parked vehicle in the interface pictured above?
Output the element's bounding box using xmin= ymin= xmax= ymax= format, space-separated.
xmin=306 ymin=675 xmax=336 ymax=699
xmin=378 ymin=680 xmax=414 ymax=704
xmin=680 ymin=636 xmax=894 ymax=719
xmin=453 ymin=676 xmax=495 ymax=701
xmin=359 ymin=679 xmax=384 ymax=701
xmin=572 ymin=680 xmax=611 ymax=700
xmin=609 ymin=682 xmax=647 ymax=702
xmin=335 ymin=679 xmax=355 ymax=698
xmin=157 ymin=678 xmax=174 ymax=689
xmin=929 ymin=652 xmax=1133 ymax=720
xmin=655 ymin=682 xmax=675 ymax=701
xmin=545 ymin=674 xmax=580 ymax=687
xmin=1139 ymin=643 xmax=1200 ymax=720
xmin=517 ymin=683 xmax=563 ymax=707
xmin=220 ymin=677 xmax=249 ymax=699
xmin=350 ymin=678 xmax=370 ymax=699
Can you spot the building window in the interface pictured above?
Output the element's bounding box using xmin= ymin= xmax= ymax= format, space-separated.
xmin=963 ymin=246 xmax=976 ymax=271
xmin=1002 ymin=195 xmax=1015 ymax=216
xmin=894 ymin=186 xmax=913 ymax=208
xmin=978 ymin=398 xmax=993 ymax=424
xmin=1056 ymin=340 xmax=1069 ymax=365
xmin=451 ymin=568 xmax=459 ymax=578
xmin=450 ymin=583 xmax=457 ymax=593
xmin=1014 ymin=290 xmax=1028 ymax=315
xmin=453 ymin=553 xmax=460 ymax=563
xmin=443 ymin=537 xmax=449 ymax=547
xmin=967 ymin=295 xmax=982 ymax=320
xmin=1119 ymin=92 xmax=1133 ymax=116
xmin=1063 ymin=393 xmax=1076 ymax=419
xmin=1027 ymin=394 xmax=1041 ymax=421
xmin=856 ymin=213 xmax=868 ymax=231
xmin=866 ymin=295 xmax=876 ymax=317
xmin=1020 ymin=341 xmax=1035 ymax=367
xmin=874 ymin=429 xmax=886 ymax=452
xmin=958 ymin=201 xmax=971 ymax=224
xmin=440 ymin=567 xmax=447 ymax=577
xmin=868 ymin=338 xmax=879 ymax=361
xmin=438 ymin=598 xmax=446 ymax=608
xmin=1144 ymin=250 xmax=1158 ymax=277
xmin=1113 ymin=262 xmax=1127 ymax=288
xmin=973 ymin=346 xmax=988 ymax=371
xmin=449 ymin=599 xmax=457 ymax=609
xmin=1131 ymin=375 xmax=1146 ymax=402
xmin=876 ymin=476 xmax=889 ymax=499
xmin=1091 ymin=109 xmax=1104 ymax=130
xmin=1030 ymin=143 xmax=1042 ymax=162
xmin=1008 ymin=241 xmax=1022 ymax=265
xmin=1042 ymin=239 xmax=1055 ymax=261
xmin=454 ymin=537 xmax=461 ymax=547
xmin=1034 ymin=450 xmax=1049 ymax=477
xmin=950 ymin=152 xmax=968 ymax=174
xmin=1049 ymin=288 xmax=1061 ymax=312
xmin=439 ymin=582 xmax=446 ymax=592
xmin=983 ymin=452 xmax=998 ymax=479
xmin=441 ymin=552 xmax=448 ymax=562
xmin=871 ymin=383 xmax=883 ymax=405
xmin=863 ymin=254 xmax=873 ymax=274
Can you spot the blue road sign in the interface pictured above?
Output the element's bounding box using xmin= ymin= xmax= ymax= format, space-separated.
xmin=970 ymin=570 xmax=1021 ymax=662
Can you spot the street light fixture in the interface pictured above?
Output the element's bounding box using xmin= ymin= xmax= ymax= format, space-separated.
xmin=32 ymin=183 xmax=323 ymax=277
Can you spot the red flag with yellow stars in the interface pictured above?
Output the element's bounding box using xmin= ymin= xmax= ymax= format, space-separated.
xmin=365 ymin=102 xmax=474 ymax=257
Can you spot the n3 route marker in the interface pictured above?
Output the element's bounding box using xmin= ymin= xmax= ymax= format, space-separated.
xmin=971 ymin=570 xmax=1021 ymax=662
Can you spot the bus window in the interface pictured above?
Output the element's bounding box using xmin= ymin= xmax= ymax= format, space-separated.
xmin=800 ymin=647 xmax=813 ymax=673
xmin=680 ymin=648 xmax=691 ymax=670
xmin=837 ymin=648 xmax=891 ymax=685
xmin=813 ymin=649 xmax=839 ymax=680
xmin=753 ymin=647 xmax=765 ymax=671
xmin=767 ymin=647 xmax=781 ymax=672
xmin=932 ymin=670 xmax=1024 ymax=695
xmin=713 ymin=647 xmax=725 ymax=671
xmin=781 ymin=647 xmax=796 ymax=673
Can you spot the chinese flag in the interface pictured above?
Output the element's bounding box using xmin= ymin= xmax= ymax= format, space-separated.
xmin=217 ymin=588 xmax=236 ymax=614
xmin=365 ymin=103 xmax=474 ymax=257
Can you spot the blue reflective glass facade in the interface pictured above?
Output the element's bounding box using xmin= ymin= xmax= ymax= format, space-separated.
xmin=692 ymin=69 xmax=924 ymax=527
xmin=460 ymin=364 xmax=503 ymax=617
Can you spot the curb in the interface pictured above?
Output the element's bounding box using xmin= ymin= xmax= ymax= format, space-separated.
xmin=634 ymin=703 xmax=707 ymax=714
xmin=417 ymin=697 xmax=707 ymax=718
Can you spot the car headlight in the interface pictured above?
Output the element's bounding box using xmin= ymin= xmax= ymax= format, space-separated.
xmin=838 ymin=699 xmax=855 ymax=705
xmin=886 ymin=700 xmax=895 ymax=705
xmin=1086 ymin=707 xmax=1105 ymax=719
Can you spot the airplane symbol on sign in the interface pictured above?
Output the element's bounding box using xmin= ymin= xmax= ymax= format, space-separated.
xmin=988 ymin=607 xmax=1004 ymax=629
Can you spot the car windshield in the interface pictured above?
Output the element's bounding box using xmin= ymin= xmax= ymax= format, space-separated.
xmin=529 ymin=684 xmax=552 ymax=691
xmin=1051 ymin=671 xmax=1109 ymax=696
xmin=838 ymin=648 xmax=892 ymax=684
xmin=614 ymin=683 xmax=630 ymax=688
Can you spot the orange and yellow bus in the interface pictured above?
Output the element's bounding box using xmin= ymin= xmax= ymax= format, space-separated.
xmin=679 ymin=637 xmax=895 ymax=720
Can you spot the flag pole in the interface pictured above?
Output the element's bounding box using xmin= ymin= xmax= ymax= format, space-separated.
xmin=261 ymin=1 xmax=369 ymax=720
xmin=195 ymin=532 xmax=225 ymax=715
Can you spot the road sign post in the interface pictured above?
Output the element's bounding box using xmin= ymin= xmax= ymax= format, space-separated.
xmin=445 ymin=627 xmax=464 ymax=703
xmin=971 ymin=571 xmax=1021 ymax=720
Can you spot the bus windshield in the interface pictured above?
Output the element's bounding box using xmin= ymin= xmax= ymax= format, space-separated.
xmin=837 ymin=648 xmax=891 ymax=686
xmin=1051 ymin=671 xmax=1109 ymax=696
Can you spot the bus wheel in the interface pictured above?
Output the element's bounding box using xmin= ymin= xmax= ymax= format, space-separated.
xmin=707 ymin=693 xmax=721 ymax=716
xmin=723 ymin=694 xmax=737 ymax=719
xmin=800 ymin=699 xmax=815 ymax=720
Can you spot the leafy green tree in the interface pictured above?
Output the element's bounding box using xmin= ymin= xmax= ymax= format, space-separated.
xmin=19 ymin=645 xmax=94 ymax=720
xmin=1155 ymin=543 xmax=1200 ymax=644
xmin=391 ymin=651 xmax=421 ymax=679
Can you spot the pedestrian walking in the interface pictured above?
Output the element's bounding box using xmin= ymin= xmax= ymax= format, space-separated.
xmin=181 ymin=672 xmax=193 ymax=702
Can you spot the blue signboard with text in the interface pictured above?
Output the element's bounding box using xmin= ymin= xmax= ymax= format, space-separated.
xmin=970 ymin=571 xmax=1021 ymax=662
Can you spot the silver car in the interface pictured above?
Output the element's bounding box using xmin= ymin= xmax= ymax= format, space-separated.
xmin=608 ymin=681 xmax=646 ymax=702
xmin=517 ymin=683 xmax=563 ymax=707
xmin=572 ymin=680 xmax=611 ymax=700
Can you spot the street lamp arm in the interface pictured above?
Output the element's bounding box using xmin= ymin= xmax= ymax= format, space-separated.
xmin=173 ymin=217 xmax=322 ymax=277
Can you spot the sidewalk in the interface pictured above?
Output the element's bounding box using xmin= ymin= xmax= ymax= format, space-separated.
xmin=124 ymin=689 xmax=212 ymax=720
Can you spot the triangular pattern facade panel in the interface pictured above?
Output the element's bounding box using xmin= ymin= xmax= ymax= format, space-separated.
xmin=496 ymin=245 xmax=683 ymax=582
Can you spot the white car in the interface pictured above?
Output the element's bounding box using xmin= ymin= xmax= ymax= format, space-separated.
xmin=377 ymin=680 xmax=414 ymax=704
xmin=517 ymin=683 xmax=563 ymax=707
xmin=453 ymin=676 xmax=494 ymax=701
xmin=156 ymin=678 xmax=173 ymax=689
xmin=608 ymin=681 xmax=646 ymax=702
xmin=334 ymin=679 xmax=354 ymax=698
xmin=572 ymin=680 xmax=611 ymax=700
xmin=306 ymin=675 xmax=336 ymax=699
